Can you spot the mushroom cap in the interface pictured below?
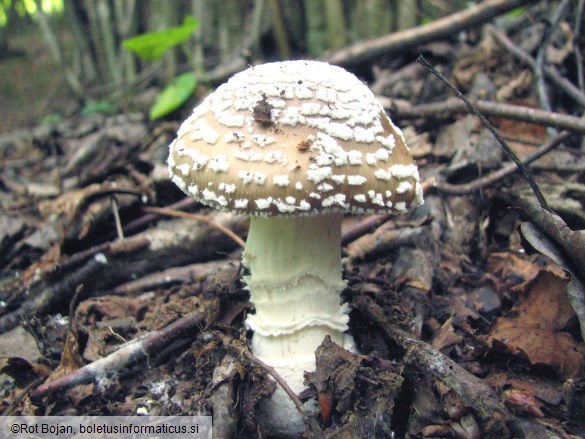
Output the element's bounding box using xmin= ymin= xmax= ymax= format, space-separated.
xmin=168 ymin=60 xmax=423 ymax=216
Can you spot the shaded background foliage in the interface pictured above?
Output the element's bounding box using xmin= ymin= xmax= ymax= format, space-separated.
xmin=0 ymin=0 xmax=469 ymax=130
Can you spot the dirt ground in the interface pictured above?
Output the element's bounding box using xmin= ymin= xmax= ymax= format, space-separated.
xmin=1 ymin=3 xmax=585 ymax=439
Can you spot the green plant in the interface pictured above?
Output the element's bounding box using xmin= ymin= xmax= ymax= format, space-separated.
xmin=149 ymin=72 xmax=196 ymax=120
xmin=122 ymin=15 xmax=198 ymax=61
xmin=81 ymin=99 xmax=117 ymax=116
xmin=123 ymin=15 xmax=199 ymax=120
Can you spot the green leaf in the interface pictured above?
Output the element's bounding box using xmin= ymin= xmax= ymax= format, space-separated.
xmin=507 ymin=7 xmax=525 ymax=18
xmin=150 ymin=72 xmax=197 ymax=120
xmin=123 ymin=15 xmax=198 ymax=61
xmin=81 ymin=100 xmax=117 ymax=116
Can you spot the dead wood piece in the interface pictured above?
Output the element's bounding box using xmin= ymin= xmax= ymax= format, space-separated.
xmin=210 ymin=354 xmax=242 ymax=439
xmin=0 ymin=256 xmax=106 ymax=335
xmin=0 ymin=237 xmax=151 ymax=335
xmin=57 ymin=236 xmax=151 ymax=277
xmin=327 ymin=0 xmax=539 ymax=66
xmin=534 ymin=0 xmax=571 ymax=130
xmin=346 ymin=225 xmax=426 ymax=261
xmin=94 ymin=213 xmax=247 ymax=295
xmin=29 ymin=310 xmax=205 ymax=401
xmin=341 ymin=214 xmax=394 ymax=247
xmin=384 ymin=97 xmax=585 ymax=135
xmin=142 ymin=206 xmax=245 ymax=248
xmin=353 ymin=295 xmax=512 ymax=438
xmin=113 ymin=258 xmax=234 ymax=295
xmin=390 ymin=247 xmax=434 ymax=337
xmin=2 ymin=214 xmax=246 ymax=335
xmin=122 ymin=197 xmax=197 ymax=234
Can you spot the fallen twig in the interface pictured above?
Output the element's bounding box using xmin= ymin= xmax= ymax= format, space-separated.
xmin=30 ymin=310 xmax=206 ymax=401
xmin=55 ymin=235 xmax=150 ymax=277
xmin=341 ymin=214 xmax=394 ymax=247
xmin=0 ymin=237 xmax=150 ymax=334
xmin=327 ymin=0 xmax=539 ymax=66
xmin=346 ymin=225 xmax=426 ymax=261
xmin=122 ymin=197 xmax=197 ymax=235
xmin=113 ymin=258 xmax=235 ymax=295
xmin=110 ymin=196 xmax=125 ymax=241
xmin=431 ymin=132 xmax=570 ymax=195
xmin=142 ymin=206 xmax=246 ymax=248
xmin=535 ymin=0 xmax=571 ymax=130
xmin=511 ymin=196 xmax=585 ymax=282
xmin=209 ymin=354 xmax=240 ymax=439
xmin=574 ymin=0 xmax=585 ymax=93
xmin=0 ymin=256 xmax=106 ymax=334
xmin=382 ymin=97 xmax=585 ymax=135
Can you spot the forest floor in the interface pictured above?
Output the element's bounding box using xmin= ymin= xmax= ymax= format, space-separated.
xmin=1 ymin=3 xmax=585 ymax=439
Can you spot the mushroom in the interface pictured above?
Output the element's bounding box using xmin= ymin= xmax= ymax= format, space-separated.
xmin=168 ymin=60 xmax=423 ymax=437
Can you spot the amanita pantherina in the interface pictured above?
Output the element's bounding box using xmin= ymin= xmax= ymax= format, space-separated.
xmin=168 ymin=60 xmax=423 ymax=437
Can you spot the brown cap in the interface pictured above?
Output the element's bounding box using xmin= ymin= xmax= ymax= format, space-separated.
xmin=168 ymin=60 xmax=423 ymax=216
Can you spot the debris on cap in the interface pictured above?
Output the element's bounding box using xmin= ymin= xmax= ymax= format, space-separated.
xmin=168 ymin=60 xmax=424 ymax=216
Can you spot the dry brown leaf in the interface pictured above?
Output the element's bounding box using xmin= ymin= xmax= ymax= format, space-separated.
xmin=431 ymin=317 xmax=464 ymax=351
xmin=487 ymin=270 xmax=585 ymax=379
xmin=0 ymin=357 xmax=52 ymax=387
xmin=487 ymin=252 xmax=541 ymax=285
xmin=40 ymin=313 xmax=95 ymax=404
xmin=490 ymin=99 xmax=547 ymax=145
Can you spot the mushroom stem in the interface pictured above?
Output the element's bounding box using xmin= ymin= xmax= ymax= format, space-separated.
xmin=243 ymin=213 xmax=355 ymax=436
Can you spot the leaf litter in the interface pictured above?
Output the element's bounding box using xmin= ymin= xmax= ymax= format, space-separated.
xmin=1 ymin=2 xmax=585 ymax=438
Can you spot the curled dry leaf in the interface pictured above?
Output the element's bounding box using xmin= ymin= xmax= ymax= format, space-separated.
xmin=431 ymin=317 xmax=464 ymax=351
xmin=521 ymin=221 xmax=585 ymax=341
xmin=487 ymin=270 xmax=585 ymax=380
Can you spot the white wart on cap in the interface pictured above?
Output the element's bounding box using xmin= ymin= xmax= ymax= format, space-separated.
xmin=168 ymin=60 xmax=423 ymax=216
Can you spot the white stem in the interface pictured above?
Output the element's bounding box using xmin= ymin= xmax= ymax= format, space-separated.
xmin=242 ymin=213 xmax=355 ymax=437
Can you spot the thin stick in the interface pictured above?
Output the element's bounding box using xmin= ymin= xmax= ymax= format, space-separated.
xmin=143 ymin=206 xmax=245 ymax=248
xmin=417 ymin=55 xmax=549 ymax=210
xmin=432 ymin=132 xmax=570 ymax=194
xmin=122 ymin=197 xmax=197 ymax=234
xmin=216 ymin=333 xmax=323 ymax=436
xmin=111 ymin=196 xmax=125 ymax=241
xmin=535 ymin=0 xmax=570 ymax=137
xmin=341 ymin=214 xmax=393 ymax=247
xmin=30 ymin=311 xmax=205 ymax=400
xmin=247 ymin=351 xmax=307 ymax=417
